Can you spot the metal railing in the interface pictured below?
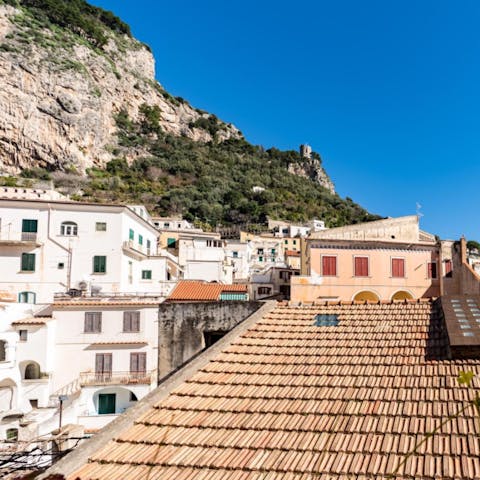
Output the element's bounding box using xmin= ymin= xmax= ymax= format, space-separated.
xmin=0 ymin=231 xmax=39 ymax=243
xmin=79 ymin=370 xmax=153 ymax=386
xmin=54 ymin=284 xmax=176 ymax=300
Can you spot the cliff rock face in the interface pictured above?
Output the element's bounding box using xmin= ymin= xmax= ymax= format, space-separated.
xmin=288 ymin=157 xmax=335 ymax=194
xmin=0 ymin=4 xmax=241 ymax=173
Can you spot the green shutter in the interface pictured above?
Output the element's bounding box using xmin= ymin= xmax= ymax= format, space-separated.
xmin=21 ymin=253 xmax=35 ymax=272
xmin=141 ymin=270 xmax=152 ymax=280
xmin=129 ymin=229 xmax=134 ymax=240
xmin=93 ymin=256 xmax=106 ymax=273
xmin=138 ymin=234 xmax=143 ymax=245
xmin=22 ymin=219 xmax=38 ymax=233
xmin=167 ymin=237 xmax=176 ymax=247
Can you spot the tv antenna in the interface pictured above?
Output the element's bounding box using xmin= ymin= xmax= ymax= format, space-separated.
xmin=416 ymin=202 xmax=424 ymax=218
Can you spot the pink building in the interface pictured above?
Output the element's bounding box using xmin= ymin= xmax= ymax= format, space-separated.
xmin=292 ymin=215 xmax=441 ymax=302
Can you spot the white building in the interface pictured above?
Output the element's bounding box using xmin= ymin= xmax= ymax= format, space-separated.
xmin=151 ymin=216 xmax=194 ymax=231
xmin=224 ymin=241 xmax=249 ymax=282
xmin=0 ymin=198 xmax=175 ymax=304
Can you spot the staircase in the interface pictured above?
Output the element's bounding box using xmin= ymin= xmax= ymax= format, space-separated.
xmin=47 ymin=377 xmax=81 ymax=408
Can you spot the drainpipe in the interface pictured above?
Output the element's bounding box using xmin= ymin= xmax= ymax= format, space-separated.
xmin=47 ymin=205 xmax=72 ymax=290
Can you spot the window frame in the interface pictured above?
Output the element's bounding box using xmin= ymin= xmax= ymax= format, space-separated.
xmin=321 ymin=255 xmax=337 ymax=277
xmin=95 ymin=222 xmax=107 ymax=232
xmin=354 ymin=255 xmax=369 ymax=277
xmin=21 ymin=253 xmax=36 ymax=272
xmin=391 ymin=257 xmax=406 ymax=278
xmin=19 ymin=330 xmax=28 ymax=342
xmin=84 ymin=312 xmax=102 ymax=333
xmin=18 ymin=291 xmax=36 ymax=303
xmin=123 ymin=311 xmax=140 ymax=332
xmin=141 ymin=270 xmax=152 ymax=280
xmin=427 ymin=261 xmax=438 ymax=279
xmin=60 ymin=221 xmax=78 ymax=236
xmin=93 ymin=255 xmax=107 ymax=274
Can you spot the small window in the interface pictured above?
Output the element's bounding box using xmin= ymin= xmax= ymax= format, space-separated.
xmin=164 ymin=222 xmax=170 ymax=228
xmin=428 ymin=262 xmax=437 ymax=279
xmin=22 ymin=219 xmax=38 ymax=233
xmin=167 ymin=237 xmax=176 ymax=248
xmin=21 ymin=253 xmax=36 ymax=272
xmin=271 ymin=249 xmax=276 ymax=255
xmin=19 ymin=330 xmax=28 ymax=342
xmin=84 ymin=312 xmax=102 ymax=333
xmin=93 ymin=256 xmax=106 ymax=274
xmin=6 ymin=428 xmax=18 ymax=442
xmin=0 ymin=340 xmax=6 ymax=361
xmin=58 ymin=262 xmax=64 ymax=269
xmin=96 ymin=222 xmax=107 ymax=232
xmin=232 ymin=251 xmax=238 ymax=258
xmin=18 ymin=291 xmax=36 ymax=304
xmin=24 ymin=362 xmax=40 ymax=380
xmin=257 ymin=248 xmax=264 ymax=255
xmin=141 ymin=270 xmax=152 ymax=280
xmin=258 ymin=287 xmax=271 ymax=295
xmin=284 ymin=240 xmax=288 ymax=244
xmin=60 ymin=221 xmax=78 ymax=236
xmin=29 ymin=399 xmax=38 ymax=408
xmin=259 ymin=256 xmax=263 ymax=262
xmin=313 ymin=314 xmax=339 ymax=327
xmin=445 ymin=259 xmax=453 ymax=278
xmin=354 ymin=256 xmax=369 ymax=277
xmin=138 ymin=234 xmax=143 ymax=246
xmin=322 ymin=256 xmax=337 ymax=276
xmin=146 ymin=239 xmax=151 ymax=251
xmin=123 ymin=311 xmax=140 ymax=332
xmin=130 ymin=392 xmax=138 ymax=402
xmin=129 ymin=229 xmax=134 ymax=241
xmin=293 ymin=240 xmax=297 ymax=245
xmin=392 ymin=258 xmax=405 ymax=278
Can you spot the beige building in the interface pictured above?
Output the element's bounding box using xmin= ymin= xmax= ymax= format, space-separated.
xmin=292 ymin=215 xmax=441 ymax=302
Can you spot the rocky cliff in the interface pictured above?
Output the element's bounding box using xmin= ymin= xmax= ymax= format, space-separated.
xmin=0 ymin=2 xmax=241 ymax=174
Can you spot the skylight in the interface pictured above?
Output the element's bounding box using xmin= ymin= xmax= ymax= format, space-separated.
xmin=313 ymin=314 xmax=339 ymax=327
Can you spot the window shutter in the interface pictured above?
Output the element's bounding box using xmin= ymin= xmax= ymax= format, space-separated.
xmin=95 ymin=353 xmax=103 ymax=373
xmin=392 ymin=258 xmax=405 ymax=277
xmin=94 ymin=313 xmax=102 ymax=332
xmin=133 ymin=311 xmax=140 ymax=332
xmin=355 ymin=257 xmax=368 ymax=277
xmin=123 ymin=312 xmax=131 ymax=332
xmin=322 ymin=256 xmax=336 ymax=276
xmin=85 ymin=314 xmax=92 ymax=333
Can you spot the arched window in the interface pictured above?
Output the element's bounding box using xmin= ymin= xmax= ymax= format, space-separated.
xmin=60 ymin=221 xmax=78 ymax=236
xmin=18 ymin=291 xmax=36 ymax=304
xmin=24 ymin=362 xmax=40 ymax=380
xmin=0 ymin=340 xmax=6 ymax=361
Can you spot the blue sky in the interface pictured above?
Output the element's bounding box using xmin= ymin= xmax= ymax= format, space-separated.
xmin=91 ymin=0 xmax=479 ymax=240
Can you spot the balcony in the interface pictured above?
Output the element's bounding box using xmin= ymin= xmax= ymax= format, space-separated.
xmin=122 ymin=240 xmax=155 ymax=259
xmin=79 ymin=370 xmax=154 ymax=387
xmin=0 ymin=231 xmax=42 ymax=247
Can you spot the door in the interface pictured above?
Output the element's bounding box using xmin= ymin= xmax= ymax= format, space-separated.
xmin=130 ymin=352 xmax=146 ymax=378
xmin=95 ymin=353 xmax=112 ymax=381
xmin=98 ymin=393 xmax=116 ymax=414
xmin=22 ymin=219 xmax=38 ymax=241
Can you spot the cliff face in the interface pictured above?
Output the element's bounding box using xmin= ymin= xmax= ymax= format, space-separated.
xmin=288 ymin=157 xmax=335 ymax=194
xmin=0 ymin=3 xmax=240 ymax=174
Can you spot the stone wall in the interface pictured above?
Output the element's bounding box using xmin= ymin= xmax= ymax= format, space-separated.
xmin=157 ymin=301 xmax=263 ymax=378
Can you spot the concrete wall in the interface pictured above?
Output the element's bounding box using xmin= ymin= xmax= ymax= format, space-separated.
xmin=158 ymin=301 xmax=262 ymax=378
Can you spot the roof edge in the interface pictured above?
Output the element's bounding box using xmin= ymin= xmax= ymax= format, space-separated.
xmin=40 ymin=300 xmax=277 ymax=479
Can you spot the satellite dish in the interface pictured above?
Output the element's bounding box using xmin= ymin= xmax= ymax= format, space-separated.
xmin=90 ymin=284 xmax=102 ymax=295
xmin=78 ymin=281 xmax=88 ymax=291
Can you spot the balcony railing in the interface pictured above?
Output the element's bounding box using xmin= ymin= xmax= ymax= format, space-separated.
xmin=79 ymin=370 xmax=154 ymax=386
xmin=54 ymin=284 xmax=176 ymax=301
xmin=0 ymin=231 xmax=41 ymax=245
xmin=123 ymin=240 xmax=156 ymax=257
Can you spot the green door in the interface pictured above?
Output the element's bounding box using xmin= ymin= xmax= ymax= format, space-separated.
xmin=98 ymin=393 xmax=116 ymax=414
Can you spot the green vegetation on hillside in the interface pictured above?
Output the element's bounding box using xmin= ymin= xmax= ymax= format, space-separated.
xmin=1 ymin=0 xmax=131 ymax=47
xmin=19 ymin=107 xmax=379 ymax=228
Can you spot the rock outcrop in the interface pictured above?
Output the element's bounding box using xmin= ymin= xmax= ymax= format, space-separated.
xmin=288 ymin=156 xmax=335 ymax=194
xmin=0 ymin=3 xmax=241 ymax=173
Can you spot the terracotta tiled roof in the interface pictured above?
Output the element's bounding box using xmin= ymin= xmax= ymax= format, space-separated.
xmin=285 ymin=249 xmax=301 ymax=256
xmin=11 ymin=316 xmax=50 ymax=325
xmin=70 ymin=301 xmax=480 ymax=479
xmin=167 ymin=281 xmax=248 ymax=301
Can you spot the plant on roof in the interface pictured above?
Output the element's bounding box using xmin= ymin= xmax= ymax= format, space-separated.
xmin=388 ymin=370 xmax=479 ymax=478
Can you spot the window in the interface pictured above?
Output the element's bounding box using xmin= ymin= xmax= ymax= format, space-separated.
xmin=259 ymin=256 xmax=263 ymax=262
xmin=141 ymin=270 xmax=152 ymax=280
xmin=232 ymin=251 xmax=238 ymax=258
xmin=284 ymin=240 xmax=288 ymax=244
xmin=293 ymin=240 xmax=297 ymax=245
xmin=258 ymin=287 xmax=272 ymax=295
xmin=322 ymin=256 xmax=337 ymax=276
xmin=93 ymin=255 xmax=106 ymax=273
xmin=146 ymin=239 xmax=151 ymax=252
xmin=6 ymin=428 xmax=18 ymax=442
xmin=22 ymin=219 xmax=38 ymax=241
xmin=129 ymin=229 xmax=134 ymax=241
xmin=138 ymin=234 xmax=143 ymax=246
xmin=130 ymin=352 xmax=146 ymax=375
xmin=0 ymin=340 xmax=6 ymax=361
xmin=428 ymin=262 xmax=437 ymax=279
xmin=167 ymin=237 xmax=176 ymax=248
xmin=257 ymin=248 xmax=264 ymax=255
xmin=130 ymin=392 xmax=138 ymax=402
xmin=313 ymin=314 xmax=339 ymax=327
xmin=21 ymin=253 xmax=35 ymax=272
xmin=164 ymin=222 xmax=170 ymax=228
xmin=354 ymin=257 xmax=369 ymax=277
xmin=24 ymin=362 xmax=40 ymax=380
xmin=58 ymin=262 xmax=64 ymax=269
xmin=123 ymin=311 xmax=140 ymax=332
xmin=95 ymin=222 xmax=107 ymax=231
xmin=18 ymin=291 xmax=36 ymax=303
xmin=392 ymin=258 xmax=405 ymax=278
xmin=95 ymin=353 xmax=112 ymax=375
xmin=98 ymin=393 xmax=116 ymax=414
xmin=445 ymin=259 xmax=453 ymax=278
xmin=60 ymin=221 xmax=78 ymax=236
xmin=84 ymin=312 xmax=102 ymax=333
xmin=29 ymin=399 xmax=38 ymax=408
xmin=19 ymin=330 xmax=28 ymax=342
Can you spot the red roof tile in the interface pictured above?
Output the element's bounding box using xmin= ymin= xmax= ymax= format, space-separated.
xmin=69 ymin=301 xmax=480 ymax=479
xmin=168 ymin=281 xmax=248 ymax=301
